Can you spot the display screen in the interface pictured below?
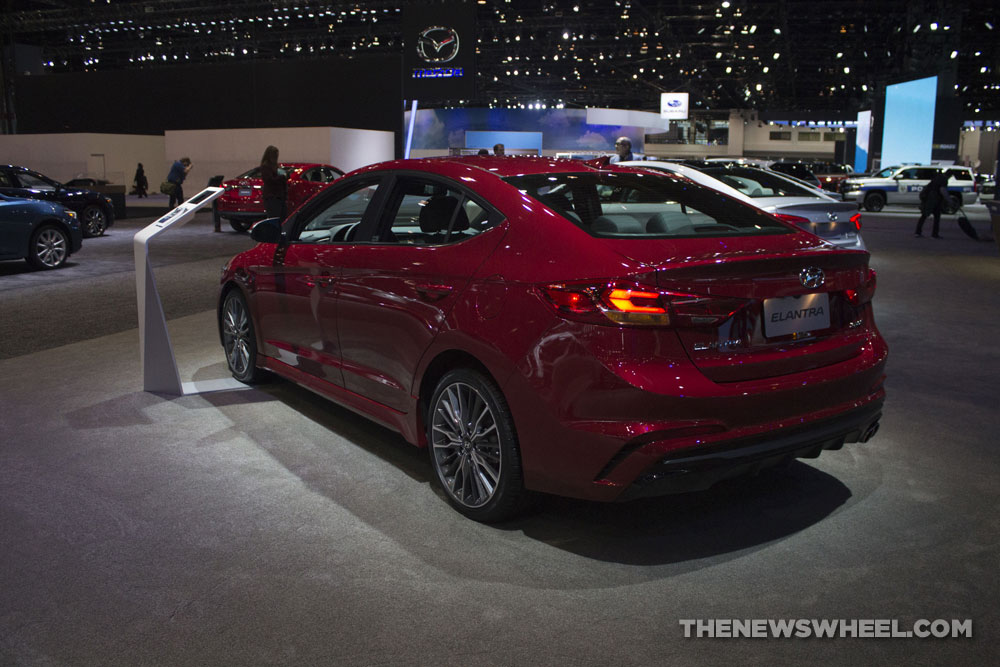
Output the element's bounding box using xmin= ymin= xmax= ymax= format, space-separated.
xmin=855 ymin=110 xmax=871 ymax=173
xmin=881 ymin=76 xmax=937 ymax=167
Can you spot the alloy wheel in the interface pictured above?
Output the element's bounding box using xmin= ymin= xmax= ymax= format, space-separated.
xmin=83 ymin=206 xmax=107 ymax=236
xmin=430 ymin=382 xmax=502 ymax=509
xmin=222 ymin=294 xmax=253 ymax=377
xmin=34 ymin=227 xmax=68 ymax=268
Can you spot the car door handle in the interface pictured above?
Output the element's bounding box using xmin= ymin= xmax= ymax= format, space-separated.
xmin=415 ymin=283 xmax=453 ymax=301
xmin=305 ymin=275 xmax=336 ymax=288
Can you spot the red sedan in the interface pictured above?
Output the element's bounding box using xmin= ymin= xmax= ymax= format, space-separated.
xmin=218 ymin=156 xmax=887 ymax=522
xmin=213 ymin=162 xmax=344 ymax=232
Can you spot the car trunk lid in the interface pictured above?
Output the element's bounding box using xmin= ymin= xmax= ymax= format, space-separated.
xmin=606 ymin=235 xmax=874 ymax=382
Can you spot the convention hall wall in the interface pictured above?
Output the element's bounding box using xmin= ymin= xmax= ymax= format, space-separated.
xmin=13 ymin=55 xmax=402 ymax=136
xmin=0 ymin=133 xmax=164 ymax=185
xmin=0 ymin=126 xmax=395 ymax=188
xmin=165 ymin=126 xmax=395 ymax=183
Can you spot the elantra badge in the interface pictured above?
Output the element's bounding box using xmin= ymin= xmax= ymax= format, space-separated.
xmin=799 ymin=267 xmax=825 ymax=289
xmin=417 ymin=26 xmax=460 ymax=63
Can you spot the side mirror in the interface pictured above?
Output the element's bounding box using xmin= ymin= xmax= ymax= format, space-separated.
xmin=250 ymin=217 xmax=283 ymax=243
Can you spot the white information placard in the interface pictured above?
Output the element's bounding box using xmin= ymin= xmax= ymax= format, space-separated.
xmin=133 ymin=187 xmax=228 ymax=395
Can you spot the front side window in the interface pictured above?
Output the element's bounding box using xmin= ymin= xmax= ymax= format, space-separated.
xmin=506 ymin=172 xmax=791 ymax=238
xmin=295 ymin=178 xmax=381 ymax=244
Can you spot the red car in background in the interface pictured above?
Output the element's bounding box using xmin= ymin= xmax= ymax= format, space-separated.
xmin=218 ymin=156 xmax=887 ymax=522
xmin=213 ymin=162 xmax=344 ymax=232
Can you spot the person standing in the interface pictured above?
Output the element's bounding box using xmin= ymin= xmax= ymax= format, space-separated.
xmin=914 ymin=170 xmax=950 ymax=238
xmin=167 ymin=157 xmax=192 ymax=209
xmin=493 ymin=143 xmax=505 ymax=156
xmin=259 ymin=145 xmax=287 ymax=221
xmin=609 ymin=136 xmax=634 ymax=163
xmin=133 ymin=163 xmax=148 ymax=198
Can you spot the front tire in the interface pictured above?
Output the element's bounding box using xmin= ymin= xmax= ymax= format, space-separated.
xmin=863 ymin=192 xmax=886 ymax=212
xmin=427 ymin=368 xmax=526 ymax=522
xmin=81 ymin=205 xmax=108 ymax=237
xmin=27 ymin=224 xmax=70 ymax=270
xmin=221 ymin=290 xmax=265 ymax=383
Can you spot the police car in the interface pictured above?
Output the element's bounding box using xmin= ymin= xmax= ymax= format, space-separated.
xmin=840 ymin=164 xmax=978 ymax=212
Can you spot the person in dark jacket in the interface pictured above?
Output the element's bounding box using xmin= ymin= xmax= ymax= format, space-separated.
xmin=166 ymin=157 xmax=192 ymax=209
xmin=259 ymin=145 xmax=287 ymax=221
xmin=133 ymin=163 xmax=148 ymax=198
xmin=914 ymin=171 xmax=950 ymax=238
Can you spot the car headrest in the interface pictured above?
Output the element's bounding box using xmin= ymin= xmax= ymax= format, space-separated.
xmin=419 ymin=196 xmax=469 ymax=233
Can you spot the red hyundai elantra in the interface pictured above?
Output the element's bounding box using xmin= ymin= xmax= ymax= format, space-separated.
xmin=218 ymin=156 xmax=887 ymax=522
xmin=213 ymin=162 xmax=344 ymax=232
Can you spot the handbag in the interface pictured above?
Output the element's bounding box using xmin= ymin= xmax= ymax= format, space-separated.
xmin=160 ymin=180 xmax=176 ymax=195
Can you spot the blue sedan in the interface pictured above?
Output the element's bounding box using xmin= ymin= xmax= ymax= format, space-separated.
xmin=0 ymin=194 xmax=83 ymax=269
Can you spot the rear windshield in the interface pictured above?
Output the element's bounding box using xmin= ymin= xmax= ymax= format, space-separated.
xmin=700 ymin=166 xmax=819 ymax=198
xmin=505 ymin=172 xmax=792 ymax=238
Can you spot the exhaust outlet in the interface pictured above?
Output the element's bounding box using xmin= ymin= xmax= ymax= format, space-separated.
xmin=859 ymin=421 xmax=880 ymax=443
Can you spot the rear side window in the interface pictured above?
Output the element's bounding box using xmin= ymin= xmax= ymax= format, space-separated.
xmin=506 ymin=172 xmax=792 ymax=239
xmin=379 ymin=177 xmax=499 ymax=246
xmin=700 ymin=167 xmax=818 ymax=197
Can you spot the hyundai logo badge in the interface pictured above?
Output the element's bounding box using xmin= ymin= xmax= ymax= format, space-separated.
xmin=827 ymin=212 xmax=839 ymax=222
xmin=799 ymin=267 xmax=825 ymax=289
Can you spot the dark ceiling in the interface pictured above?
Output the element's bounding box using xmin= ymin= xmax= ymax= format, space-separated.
xmin=2 ymin=0 xmax=997 ymax=117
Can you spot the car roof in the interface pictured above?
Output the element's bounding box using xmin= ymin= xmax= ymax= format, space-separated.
xmin=355 ymin=155 xmax=606 ymax=180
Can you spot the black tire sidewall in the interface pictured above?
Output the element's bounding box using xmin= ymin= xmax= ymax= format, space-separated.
xmin=864 ymin=192 xmax=885 ymax=212
xmin=427 ymin=368 xmax=526 ymax=522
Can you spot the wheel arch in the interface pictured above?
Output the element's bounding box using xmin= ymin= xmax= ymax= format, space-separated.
xmin=33 ymin=217 xmax=76 ymax=251
xmin=415 ymin=349 xmax=502 ymax=449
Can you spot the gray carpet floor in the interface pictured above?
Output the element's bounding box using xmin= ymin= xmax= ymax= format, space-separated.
xmin=1 ymin=210 xmax=998 ymax=665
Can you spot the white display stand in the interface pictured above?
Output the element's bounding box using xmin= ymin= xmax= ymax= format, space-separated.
xmin=133 ymin=187 xmax=244 ymax=396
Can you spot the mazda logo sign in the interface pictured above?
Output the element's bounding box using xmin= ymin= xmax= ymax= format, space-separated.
xmin=417 ymin=26 xmax=460 ymax=63
xmin=799 ymin=267 xmax=825 ymax=289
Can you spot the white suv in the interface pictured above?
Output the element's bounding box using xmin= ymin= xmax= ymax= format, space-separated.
xmin=841 ymin=165 xmax=979 ymax=212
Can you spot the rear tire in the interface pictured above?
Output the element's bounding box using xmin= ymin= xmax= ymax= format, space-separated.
xmin=863 ymin=192 xmax=885 ymax=212
xmin=26 ymin=224 xmax=70 ymax=270
xmin=427 ymin=368 xmax=527 ymax=522
xmin=221 ymin=290 xmax=266 ymax=383
xmin=943 ymin=194 xmax=961 ymax=215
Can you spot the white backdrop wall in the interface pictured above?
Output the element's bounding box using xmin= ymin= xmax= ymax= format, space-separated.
xmin=0 ymin=133 xmax=165 ymax=186
xmin=164 ymin=127 xmax=395 ymax=185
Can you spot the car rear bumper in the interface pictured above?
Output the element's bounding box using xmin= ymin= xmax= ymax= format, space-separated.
xmin=616 ymin=398 xmax=883 ymax=501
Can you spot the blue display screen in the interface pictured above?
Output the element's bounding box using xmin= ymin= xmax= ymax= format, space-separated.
xmin=881 ymin=76 xmax=937 ymax=166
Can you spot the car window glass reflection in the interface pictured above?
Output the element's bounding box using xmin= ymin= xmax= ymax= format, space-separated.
xmin=297 ymin=181 xmax=381 ymax=244
xmin=509 ymin=172 xmax=791 ymax=238
xmin=382 ymin=178 xmax=495 ymax=246
xmin=18 ymin=172 xmax=57 ymax=190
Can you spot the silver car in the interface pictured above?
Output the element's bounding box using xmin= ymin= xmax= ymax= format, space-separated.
xmin=620 ymin=161 xmax=866 ymax=250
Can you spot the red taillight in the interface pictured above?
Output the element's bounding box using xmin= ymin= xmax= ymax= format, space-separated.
xmin=540 ymin=283 xmax=749 ymax=327
xmin=772 ymin=213 xmax=811 ymax=225
xmin=850 ymin=212 xmax=862 ymax=231
xmin=846 ymin=268 xmax=877 ymax=305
